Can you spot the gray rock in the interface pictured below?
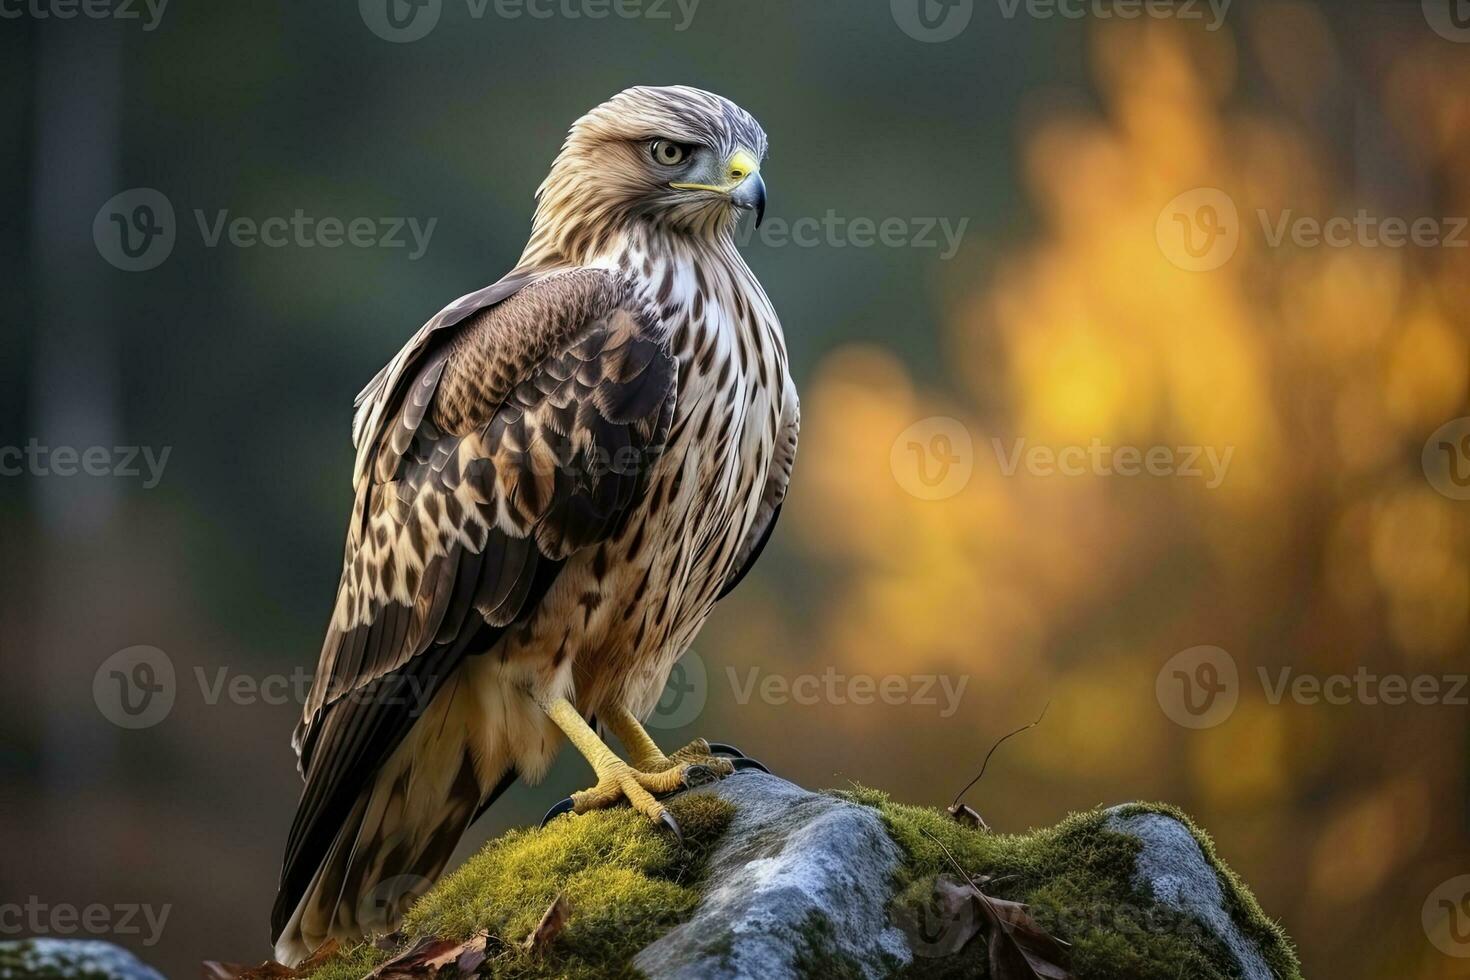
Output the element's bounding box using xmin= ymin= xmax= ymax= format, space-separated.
xmin=1105 ymin=808 xmax=1275 ymax=980
xmin=634 ymin=771 xmax=912 ymax=980
xmin=0 ymin=939 xmax=165 ymax=980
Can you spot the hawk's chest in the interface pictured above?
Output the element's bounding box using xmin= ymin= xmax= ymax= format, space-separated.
xmin=643 ymin=255 xmax=779 ymax=495
xmin=614 ymin=248 xmax=785 ymax=600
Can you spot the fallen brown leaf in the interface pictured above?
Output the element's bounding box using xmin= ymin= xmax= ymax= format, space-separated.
xmin=977 ymin=892 xmax=1072 ymax=980
xmin=921 ymin=830 xmax=1074 ymax=980
xmin=366 ymin=936 xmax=468 ymax=979
xmin=522 ymin=893 xmax=569 ymax=954
xmin=201 ymin=939 xmax=338 ymax=980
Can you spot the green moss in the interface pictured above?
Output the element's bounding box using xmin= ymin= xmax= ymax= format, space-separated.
xmin=835 ymin=787 xmax=1303 ymax=980
xmin=1110 ymin=802 xmax=1301 ymax=980
xmin=305 ymin=793 xmax=734 ymax=980
xmin=304 ymin=786 xmax=1300 ymax=980
xmin=300 ymin=943 xmax=386 ymax=980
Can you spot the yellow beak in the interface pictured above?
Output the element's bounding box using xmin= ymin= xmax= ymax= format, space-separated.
xmin=669 ymin=148 xmax=761 ymax=194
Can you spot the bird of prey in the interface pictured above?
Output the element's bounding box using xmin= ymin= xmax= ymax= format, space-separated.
xmin=271 ymin=86 xmax=798 ymax=965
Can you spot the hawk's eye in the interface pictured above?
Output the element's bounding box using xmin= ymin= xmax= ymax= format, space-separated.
xmin=649 ymin=139 xmax=689 ymax=167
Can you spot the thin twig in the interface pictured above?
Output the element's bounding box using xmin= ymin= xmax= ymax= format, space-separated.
xmin=949 ymin=702 xmax=1049 ymax=812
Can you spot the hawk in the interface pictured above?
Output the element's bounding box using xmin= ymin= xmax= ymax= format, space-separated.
xmin=271 ymin=86 xmax=798 ymax=965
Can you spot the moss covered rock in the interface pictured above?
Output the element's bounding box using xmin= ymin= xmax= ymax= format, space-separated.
xmin=0 ymin=939 xmax=164 ymax=980
xmin=297 ymin=772 xmax=1299 ymax=980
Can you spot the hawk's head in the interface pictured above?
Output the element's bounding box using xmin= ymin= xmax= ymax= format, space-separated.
xmin=529 ymin=85 xmax=769 ymax=258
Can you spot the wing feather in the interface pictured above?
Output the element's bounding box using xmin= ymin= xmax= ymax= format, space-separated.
xmin=273 ymin=269 xmax=674 ymax=942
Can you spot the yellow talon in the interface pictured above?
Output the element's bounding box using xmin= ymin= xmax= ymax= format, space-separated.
xmin=541 ymin=698 xmax=702 ymax=834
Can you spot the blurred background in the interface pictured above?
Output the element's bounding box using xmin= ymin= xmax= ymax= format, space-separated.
xmin=3 ymin=1 xmax=1468 ymax=976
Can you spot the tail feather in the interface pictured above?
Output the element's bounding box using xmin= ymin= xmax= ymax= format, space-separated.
xmin=271 ymin=670 xmax=520 ymax=967
xmin=273 ymin=753 xmax=482 ymax=966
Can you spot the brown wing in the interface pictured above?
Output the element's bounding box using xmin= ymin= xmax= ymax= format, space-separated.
xmin=272 ymin=269 xmax=674 ymax=940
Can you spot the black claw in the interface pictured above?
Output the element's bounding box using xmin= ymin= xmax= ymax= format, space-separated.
xmin=658 ymin=810 xmax=683 ymax=845
xmin=729 ymin=756 xmax=771 ymax=774
xmin=683 ymin=764 xmax=719 ymax=788
xmin=706 ymin=742 xmax=746 ymax=758
xmin=540 ymin=797 xmax=575 ymax=828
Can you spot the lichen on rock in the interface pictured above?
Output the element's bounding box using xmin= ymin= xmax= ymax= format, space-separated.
xmin=287 ymin=773 xmax=1302 ymax=980
xmin=0 ymin=939 xmax=165 ymax=980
